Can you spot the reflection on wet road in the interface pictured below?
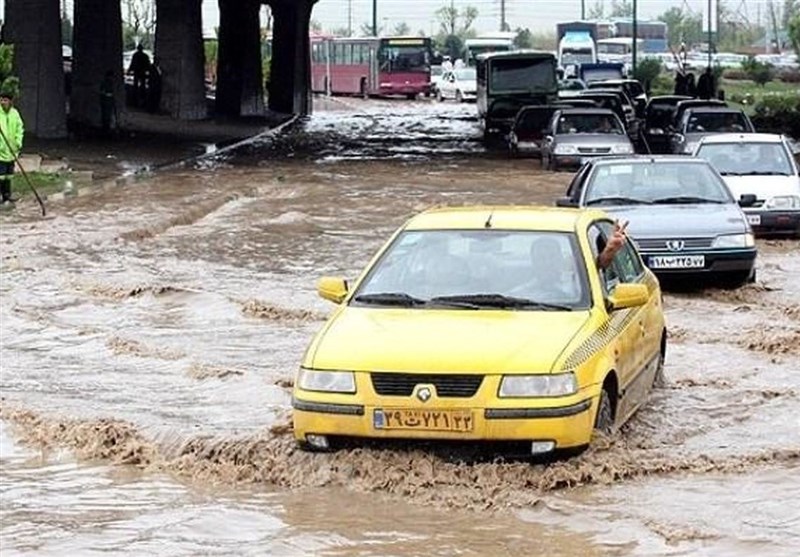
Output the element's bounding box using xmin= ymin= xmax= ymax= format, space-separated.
xmin=1 ymin=97 xmax=799 ymax=556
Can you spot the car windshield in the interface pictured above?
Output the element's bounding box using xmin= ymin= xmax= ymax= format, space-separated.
xmin=584 ymin=162 xmax=733 ymax=205
xmin=455 ymin=68 xmax=476 ymax=80
xmin=490 ymin=57 xmax=557 ymax=93
xmin=557 ymin=113 xmax=623 ymax=135
xmin=686 ymin=112 xmax=749 ymax=133
xmin=353 ymin=230 xmax=590 ymax=310
xmin=697 ymin=142 xmax=795 ymax=176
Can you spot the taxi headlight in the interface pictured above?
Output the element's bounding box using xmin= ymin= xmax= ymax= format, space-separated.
xmin=554 ymin=144 xmax=578 ymax=155
xmin=611 ymin=143 xmax=634 ymax=154
xmin=499 ymin=373 xmax=577 ymax=398
xmin=712 ymin=233 xmax=755 ymax=248
xmin=764 ymin=195 xmax=800 ymax=210
xmin=297 ymin=368 xmax=356 ymax=393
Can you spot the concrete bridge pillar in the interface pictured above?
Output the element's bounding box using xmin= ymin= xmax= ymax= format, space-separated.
xmin=154 ymin=0 xmax=207 ymax=119
xmin=4 ymin=0 xmax=67 ymax=138
xmin=70 ymin=0 xmax=124 ymax=127
xmin=267 ymin=0 xmax=315 ymax=115
xmin=215 ymin=0 xmax=264 ymax=117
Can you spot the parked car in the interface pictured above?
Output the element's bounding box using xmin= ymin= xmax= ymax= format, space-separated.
xmin=293 ymin=206 xmax=666 ymax=456
xmin=557 ymin=156 xmax=757 ymax=284
xmin=507 ymin=105 xmax=559 ymax=157
xmin=671 ymin=107 xmax=755 ymax=154
xmin=640 ymin=95 xmax=692 ymax=154
xmin=437 ymin=67 xmax=477 ymax=102
xmin=541 ymin=108 xmax=633 ymax=170
xmin=695 ymin=133 xmax=800 ymax=236
xmin=429 ymin=64 xmax=445 ymax=97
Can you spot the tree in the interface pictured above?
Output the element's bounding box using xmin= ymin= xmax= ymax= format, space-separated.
xmin=122 ymin=0 xmax=155 ymax=49
xmin=310 ymin=19 xmax=323 ymax=33
xmin=742 ymin=57 xmax=774 ymax=86
xmin=393 ymin=22 xmax=411 ymax=36
xmin=514 ymin=27 xmax=533 ymax=49
xmin=789 ymin=14 xmax=800 ymax=57
xmin=783 ymin=1 xmax=799 ymax=29
xmin=360 ymin=22 xmax=384 ymax=36
xmin=659 ymin=7 xmax=703 ymax=49
xmin=609 ymin=0 xmax=633 ymax=18
xmin=587 ymin=1 xmax=606 ymax=19
xmin=435 ymin=4 xmax=478 ymax=37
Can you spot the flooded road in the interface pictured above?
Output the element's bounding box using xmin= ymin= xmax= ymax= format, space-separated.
xmin=1 ymin=97 xmax=799 ymax=556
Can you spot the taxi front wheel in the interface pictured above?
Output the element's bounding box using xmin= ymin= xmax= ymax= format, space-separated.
xmin=594 ymin=389 xmax=614 ymax=434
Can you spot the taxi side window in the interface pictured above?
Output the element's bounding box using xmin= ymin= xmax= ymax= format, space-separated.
xmin=598 ymin=221 xmax=644 ymax=283
xmin=588 ymin=223 xmax=620 ymax=293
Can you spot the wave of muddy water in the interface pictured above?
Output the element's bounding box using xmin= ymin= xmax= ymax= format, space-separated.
xmin=1 ymin=98 xmax=799 ymax=556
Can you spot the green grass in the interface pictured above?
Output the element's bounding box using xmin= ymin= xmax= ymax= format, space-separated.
xmin=721 ymin=78 xmax=800 ymax=114
xmin=10 ymin=171 xmax=73 ymax=199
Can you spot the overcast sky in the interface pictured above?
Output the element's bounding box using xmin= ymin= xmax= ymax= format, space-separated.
xmin=1 ymin=1 xmax=779 ymax=38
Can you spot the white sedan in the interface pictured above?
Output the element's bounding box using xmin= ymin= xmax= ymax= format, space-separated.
xmin=436 ymin=67 xmax=477 ymax=103
xmin=694 ymin=133 xmax=800 ymax=236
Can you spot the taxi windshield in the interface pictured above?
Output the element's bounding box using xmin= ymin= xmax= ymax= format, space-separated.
xmin=697 ymin=142 xmax=794 ymax=176
xmin=353 ymin=230 xmax=590 ymax=310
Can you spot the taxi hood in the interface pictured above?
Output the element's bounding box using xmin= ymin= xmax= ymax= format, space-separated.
xmin=307 ymin=307 xmax=590 ymax=374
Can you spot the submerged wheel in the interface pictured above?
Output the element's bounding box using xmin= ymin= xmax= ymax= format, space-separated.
xmin=653 ymin=347 xmax=666 ymax=389
xmin=359 ymin=78 xmax=368 ymax=99
xmin=456 ymin=90 xmax=463 ymax=103
xmin=436 ymin=89 xmax=444 ymax=102
xmin=594 ymin=388 xmax=614 ymax=434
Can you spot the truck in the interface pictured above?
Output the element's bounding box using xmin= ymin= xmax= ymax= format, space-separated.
xmin=463 ymin=32 xmax=516 ymax=67
xmin=476 ymin=50 xmax=559 ymax=139
xmin=556 ymin=21 xmax=598 ymax=75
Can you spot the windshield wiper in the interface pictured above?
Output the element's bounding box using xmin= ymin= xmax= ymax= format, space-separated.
xmin=586 ymin=196 xmax=651 ymax=206
xmin=652 ymin=196 xmax=725 ymax=204
xmin=431 ymin=294 xmax=573 ymax=311
xmin=737 ymin=171 xmax=791 ymax=176
xmin=353 ymin=292 xmax=427 ymax=307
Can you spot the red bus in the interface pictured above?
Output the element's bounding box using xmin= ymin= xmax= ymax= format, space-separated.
xmin=310 ymin=36 xmax=433 ymax=99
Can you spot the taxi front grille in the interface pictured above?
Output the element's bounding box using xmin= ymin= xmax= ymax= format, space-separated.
xmin=371 ymin=373 xmax=484 ymax=398
xmin=577 ymin=147 xmax=611 ymax=154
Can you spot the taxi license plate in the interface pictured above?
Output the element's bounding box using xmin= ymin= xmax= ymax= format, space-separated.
xmin=747 ymin=214 xmax=761 ymax=225
xmin=649 ymin=255 xmax=705 ymax=269
xmin=373 ymin=409 xmax=474 ymax=432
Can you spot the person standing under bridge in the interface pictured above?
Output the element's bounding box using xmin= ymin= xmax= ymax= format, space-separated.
xmin=0 ymin=86 xmax=24 ymax=206
xmin=128 ymin=44 xmax=151 ymax=107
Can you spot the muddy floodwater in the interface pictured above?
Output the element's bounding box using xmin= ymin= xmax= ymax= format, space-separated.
xmin=1 ymin=98 xmax=799 ymax=556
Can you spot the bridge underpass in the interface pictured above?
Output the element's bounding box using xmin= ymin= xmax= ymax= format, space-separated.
xmin=2 ymin=0 xmax=315 ymax=139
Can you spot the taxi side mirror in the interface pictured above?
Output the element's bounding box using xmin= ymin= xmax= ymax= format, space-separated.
xmin=556 ymin=197 xmax=578 ymax=207
xmin=317 ymin=276 xmax=349 ymax=304
xmin=608 ymin=283 xmax=649 ymax=311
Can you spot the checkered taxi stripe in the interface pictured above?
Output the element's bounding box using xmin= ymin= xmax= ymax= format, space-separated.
xmin=562 ymin=307 xmax=637 ymax=370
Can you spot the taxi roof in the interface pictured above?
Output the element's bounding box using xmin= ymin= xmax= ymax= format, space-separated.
xmin=404 ymin=206 xmax=608 ymax=232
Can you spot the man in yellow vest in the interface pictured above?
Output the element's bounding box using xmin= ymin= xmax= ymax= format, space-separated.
xmin=0 ymin=86 xmax=24 ymax=206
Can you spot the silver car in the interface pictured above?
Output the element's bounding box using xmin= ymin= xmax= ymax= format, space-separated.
xmin=671 ymin=107 xmax=755 ymax=155
xmin=557 ymin=156 xmax=757 ymax=285
xmin=541 ymin=108 xmax=634 ymax=171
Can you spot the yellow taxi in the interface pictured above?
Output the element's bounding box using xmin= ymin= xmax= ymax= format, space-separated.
xmin=292 ymin=207 xmax=666 ymax=456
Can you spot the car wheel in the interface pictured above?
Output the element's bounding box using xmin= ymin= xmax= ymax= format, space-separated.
xmin=594 ymin=388 xmax=614 ymax=434
xmin=436 ymin=89 xmax=444 ymax=102
xmin=541 ymin=153 xmax=549 ymax=170
xmin=653 ymin=346 xmax=666 ymax=389
xmin=456 ymin=90 xmax=463 ymax=103
xmin=359 ymin=78 xmax=368 ymax=99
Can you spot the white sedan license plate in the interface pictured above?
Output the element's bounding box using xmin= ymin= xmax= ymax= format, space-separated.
xmin=747 ymin=214 xmax=761 ymax=226
xmin=649 ymin=255 xmax=705 ymax=269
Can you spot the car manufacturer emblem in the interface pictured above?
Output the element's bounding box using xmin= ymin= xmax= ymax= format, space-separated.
xmin=416 ymin=387 xmax=432 ymax=403
xmin=666 ymin=240 xmax=685 ymax=252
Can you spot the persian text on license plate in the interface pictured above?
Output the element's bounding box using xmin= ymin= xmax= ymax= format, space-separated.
xmin=649 ymin=255 xmax=705 ymax=269
xmin=373 ymin=409 xmax=474 ymax=432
